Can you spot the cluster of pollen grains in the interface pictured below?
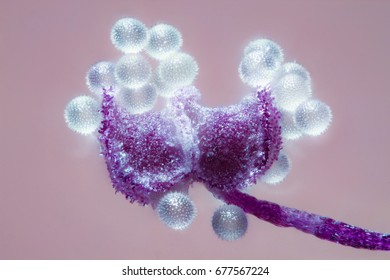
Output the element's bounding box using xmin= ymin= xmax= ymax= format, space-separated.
xmin=65 ymin=17 xmax=390 ymax=251
xmin=238 ymin=39 xmax=332 ymax=183
xmin=64 ymin=17 xmax=199 ymax=136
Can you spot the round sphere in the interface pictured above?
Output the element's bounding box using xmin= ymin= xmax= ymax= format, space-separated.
xmin=64 ymin=96 xmax=101 ymax=135
xmin=294 ymin=99 xmax=332 ymax=136
xmin=110 ymin=18 xmax=148 ymax=53
xmin=152 ymin=72 xmax=176 ymax=98
xmin=156 ymin=192 xmax=196 ymax=230
xmin=272 ymin=72 xmax=312 ymax=112
xmin=244 ymin=38 xmax=284 ymax=58
xmin=212 ymin=204 xmax=248 ymax=241
xmin=279 ymin=62 xmax=311 ymax=83
xmin=280 ymin=110 xmax=303 ymax=140
xmin=261 ymin=151 xmax=291 ymax=184
xmin=158 ymin=52 xmax=198 ymax=88
xmin=86 ymin=61 xmax=116 ymax=95
xmin=146 ymin=24 xmax=183 ymax=60
xmin=117 ymin=84 xmax=157 ymax=114
xmin=115 ymin=54 xmax=152 ymax=89
xmin=239 ymin=47 xmax=283 ymax=88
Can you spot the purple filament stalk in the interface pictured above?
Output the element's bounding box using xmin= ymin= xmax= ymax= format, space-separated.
xmin=218 ymin=189 xmax=390 ymax=250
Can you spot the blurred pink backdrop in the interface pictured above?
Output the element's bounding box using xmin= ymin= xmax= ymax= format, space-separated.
xmin=1 ymin=0 xmax=390 ymax=259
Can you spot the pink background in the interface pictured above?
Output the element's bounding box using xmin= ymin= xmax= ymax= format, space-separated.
xmin=1 ymin=0 xmax=390 ymax=259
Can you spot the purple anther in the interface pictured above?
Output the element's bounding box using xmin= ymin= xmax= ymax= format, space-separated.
xmin=98 ymin=86 xmax=390 ymax=251
xmin=99 ymin=90 xmax=192 ymax=205
xmin=194 ymin=88 xmax=282 ymax=191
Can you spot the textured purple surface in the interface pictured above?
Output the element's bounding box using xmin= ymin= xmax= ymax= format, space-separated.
xmin=98 ymin=88 xmax=192 ymax=205
xmin=99 ymin=86 xmax=281 ymax=204
xmin=98 ymin=86 xmax=390 ymax=251
xmin=195 ymin=88 xmax=282 ymax=191
xmin=219 ymin=189 xmax=390 ymax=250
